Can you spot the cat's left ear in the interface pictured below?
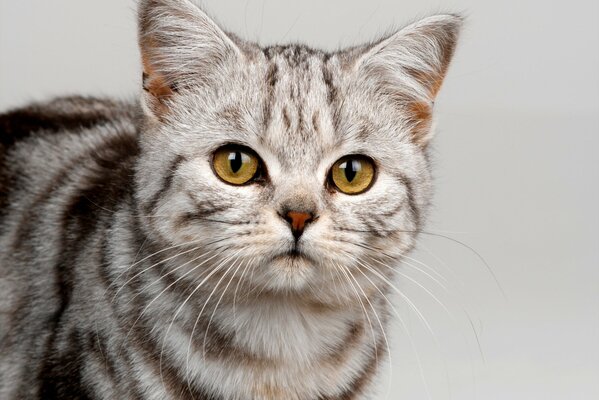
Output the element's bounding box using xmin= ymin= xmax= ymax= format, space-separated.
xmin=138 ymin=0 xmax=243 ymax=118
xmin=355 ymin=14 xmax=463 ymax=146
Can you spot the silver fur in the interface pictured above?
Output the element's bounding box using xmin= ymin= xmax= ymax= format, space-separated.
xmin=0 ymin=1 xmax=462 ymax=399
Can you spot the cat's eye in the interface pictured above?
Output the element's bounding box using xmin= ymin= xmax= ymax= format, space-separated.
xmin=212 ymin=145 xmax=261 ymax=185
xmin=330 ymin=155 xmax=375 ymax=195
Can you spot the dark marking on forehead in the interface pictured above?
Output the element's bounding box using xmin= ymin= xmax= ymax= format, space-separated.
xmin=356 ymin=118 xmax=376 ymax=141
xmin=331 ymin=102 xmax=343 ymax=134
xmin=216 ymin=105 xmax=245 ymax=132
xmin=261 ymin=45 xmax=278 ymax=60
xmin=262 ymin=62 xmax=279 ymax=128
xmin=282 ymin=107 xmax=291 ymax=130
xmin=296 ymin=103 xmax=305 ymax=136
xmin=357 ymin=125 xmax=371 ymax=141
xmin=321 ymin=64 xmax=337 ymax=105
xmin=266 ymin=62 xmax=278 ymax=88
xmin=262 ymin=44 xmax=322 ymax=67
xmin=258 ymin=44 xmax=340 ymax=164
xmin=312 ymin=111 xmax=320 ymax=134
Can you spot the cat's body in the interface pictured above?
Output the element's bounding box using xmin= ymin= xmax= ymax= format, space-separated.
xmin=0 ymin=1 xmax=462 ymax=399
xmin=0 ymin=99 xmax=384 ymax=400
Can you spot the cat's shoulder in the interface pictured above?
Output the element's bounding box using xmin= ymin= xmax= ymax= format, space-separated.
xmin=0 ymin=97 xmax=140 ymax=216
xmin=0 ymin=96 xmax=139 ymax=148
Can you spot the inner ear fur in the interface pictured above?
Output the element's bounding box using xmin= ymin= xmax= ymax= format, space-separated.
xmin=356 ymin=14 xmax=464 ymax=146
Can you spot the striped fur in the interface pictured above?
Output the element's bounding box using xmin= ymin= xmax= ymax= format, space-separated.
xmin=0 ymin=1 xmax=461 ymax=399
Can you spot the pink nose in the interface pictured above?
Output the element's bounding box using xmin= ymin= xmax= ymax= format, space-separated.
xmin=284 ymin=211 xmax=314 ymax=239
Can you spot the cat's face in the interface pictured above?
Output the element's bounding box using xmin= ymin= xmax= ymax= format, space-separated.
xmin=135 ymin=0 xmax=461 ymax=301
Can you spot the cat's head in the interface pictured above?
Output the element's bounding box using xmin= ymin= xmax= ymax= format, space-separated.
xmin=134 ymin=0 xmax=462 ymax=302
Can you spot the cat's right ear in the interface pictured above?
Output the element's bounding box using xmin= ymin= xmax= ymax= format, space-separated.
xmin=138 ymin=0 xmax=242 ymax=118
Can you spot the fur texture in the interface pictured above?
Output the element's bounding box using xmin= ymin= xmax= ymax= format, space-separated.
xmin=0 ymin=1 xmax=462 ymax=399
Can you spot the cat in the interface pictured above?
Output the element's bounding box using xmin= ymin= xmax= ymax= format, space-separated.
xmin=0 ymin=0 xmax=462 ymax=399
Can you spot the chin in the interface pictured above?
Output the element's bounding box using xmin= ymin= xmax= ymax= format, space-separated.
xmin=263 ymin=253 xmax=320 ymax=292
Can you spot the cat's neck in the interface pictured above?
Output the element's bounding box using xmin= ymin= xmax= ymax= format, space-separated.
xmin=110 ymin=230 xmax=386 ymax=399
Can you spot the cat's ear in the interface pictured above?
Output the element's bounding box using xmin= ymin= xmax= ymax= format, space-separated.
xmin=138 ymin=0 xmax=242 ymax=117
xmin=355 ymin=14 xmax=463 ymax=146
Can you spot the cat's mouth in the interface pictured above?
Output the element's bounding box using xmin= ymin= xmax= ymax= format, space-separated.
xmin=272 ymin=247 xmax=314 ymax=263
xmin=286 ymin=248 xmax=304 ymax=258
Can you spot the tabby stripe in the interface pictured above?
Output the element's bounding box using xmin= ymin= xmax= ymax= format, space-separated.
xmin=320 ymin=337 xmax=384 ymax=400
xmin=40 ymin=329 xmax=93 ymax=400
xmin=126 ymin=322 xmax=222 ymax=400
xmin=396 ymin=173 xmax=421 ymax=229
xmin=38 ymin=133 xmax=138 ymax=398
xmin=0 ymin=145 xmax=11 ymax=226
xmin=324 ymin=321 xmax=365 ymax=365
xmin=87 ymin=330 xmax=118 ymax=385
xmin=0 ymin=97 xmax=132 ymax=229
xmin=262 ymin=61 xmax=279 ymax=128
xmin=0 ymin=98 xmax=121 ymax=147
xmin=100 ymin=204 xmax=149 ymax=297
xmin=142 ymin=155 xmax=185 ymax=215
xmin=126 ymin=263 xmax=247 ymax=363
xmin=321 ymin=63 xmax=338 ymax=105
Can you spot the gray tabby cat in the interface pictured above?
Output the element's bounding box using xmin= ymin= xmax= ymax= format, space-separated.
xmin=0 ymin=0 xmax=461 ymax=399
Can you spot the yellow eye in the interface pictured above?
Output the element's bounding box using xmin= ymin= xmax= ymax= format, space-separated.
xmin=212 ymin=146 xmax=260 ymax=185
xmin=330 ymin=156 xmax=375 ymax=195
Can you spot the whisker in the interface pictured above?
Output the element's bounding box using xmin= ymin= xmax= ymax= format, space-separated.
xmin=327 ymin=261 xmax=344 ymax=305
xmin=345 ymin=255 xmax=442 ymax=354
xmin=337 ymin=227 xmax=505 ymax=299
xmin=184 ymin=252 xmax=243 ymax=396
xmin=111 ymin=244 xmax=201 ymax=303
xmin=416 ymin=231 xmax=506 ymax=300
xmin=372 ymin=252 xmax=487 ymax=388
xmin=335 ymin=262 xmax=379 ymax=364
xmin=108 ymin=236 xmax=203 ymax=293
xmin=339 ymin=263 xmax=394 ymax=400
xmin=232 ymin=257 xmax=253 ymax=319
xmin=419 ymin=242 xmax=464 ymax=286
xmin=351 ymin=257 xmax=449 ymax=399
xmin=201 ymin=256 xmax=244 ymax=358
xmin=339 ymin=238 xmax=449 ymax=286
xmin=399 ymin=254 xmax=450 ymax=287
xmin=111 ymin=235 xmax=232 ymax=305
xmin=348 ymin=260 xmax=433 ymax=400
xmin=373 ymin=258 xmax=455 ymax=318
xmin=159 ymin=248 xmax=243 ymax=391
xmin=117 ymin=249 xmax=223 ymax=358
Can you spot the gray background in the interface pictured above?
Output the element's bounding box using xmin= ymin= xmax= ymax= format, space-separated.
xmin=1 ymin=0 xmax=597 ymax=399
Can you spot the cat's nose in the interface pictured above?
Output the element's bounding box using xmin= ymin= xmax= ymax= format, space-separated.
xmin=283 ymin=211 xmax=314 ymax=240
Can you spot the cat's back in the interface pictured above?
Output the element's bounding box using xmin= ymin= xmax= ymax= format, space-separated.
xmin=0 ymin=96 xmax=140 ymax=227
xmin=0 ymin=97 xmax=140 ymax=390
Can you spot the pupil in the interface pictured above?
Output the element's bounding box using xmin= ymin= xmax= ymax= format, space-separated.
xmin=344 ymin=160 xmax=359 ymax=182
xmin=229 ymin=152 xmax=243 ymax=173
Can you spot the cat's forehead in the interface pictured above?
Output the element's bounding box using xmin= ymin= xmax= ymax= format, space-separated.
xmin=256 ymin=45 xmax=343 ymax=168
xmin=181 ymin=43 xmax=399 ymax=172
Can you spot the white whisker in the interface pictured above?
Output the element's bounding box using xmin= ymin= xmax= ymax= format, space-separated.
xmin=159 ymin=248 xmax=243 ymax=391
xmin=335 ymin=262 xmax=379 ymax=363
xmin=184 ymin=252 xmax=243 ymax=397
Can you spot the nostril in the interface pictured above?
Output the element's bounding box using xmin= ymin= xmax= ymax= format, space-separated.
xmin=283 ymin=211 xmax=314 ymax=239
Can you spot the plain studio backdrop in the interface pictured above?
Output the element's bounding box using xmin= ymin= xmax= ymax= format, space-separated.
xmin=1 ymin=0 xmax=597 ymax=399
